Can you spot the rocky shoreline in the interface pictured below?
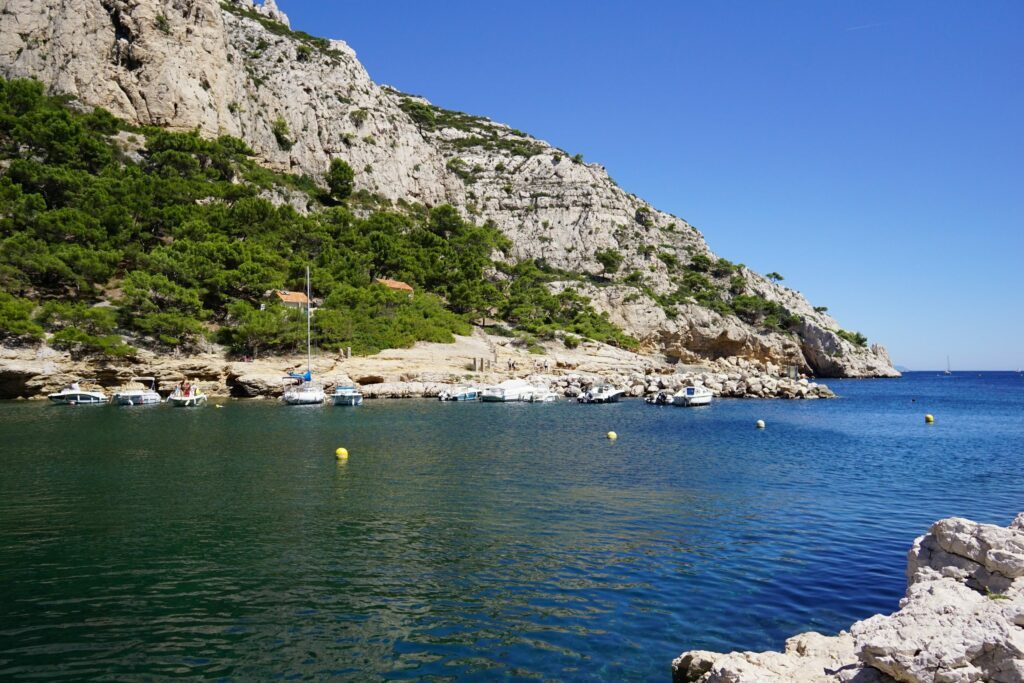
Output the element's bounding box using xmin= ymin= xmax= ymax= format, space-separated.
xmin=673 ymin=515 xmax=1024 ymax=683
xmin=1 ymin=334 xmax=838 ymax=401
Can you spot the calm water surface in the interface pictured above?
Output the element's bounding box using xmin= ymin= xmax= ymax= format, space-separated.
xmin=1 ymin=372 xmax=1022 ymax=680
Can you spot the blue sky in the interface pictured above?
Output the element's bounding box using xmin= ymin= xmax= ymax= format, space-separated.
xmin=279 ymin=1 xmax=1022 ymax=370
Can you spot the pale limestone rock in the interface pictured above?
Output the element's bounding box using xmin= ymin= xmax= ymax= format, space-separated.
xmin=674 ymin=516 xmax=1024 ymax=683
xmin=853 ymin=577 xmax=1024 ymax=683
xmin=673 ymin=631 xmax=892 ymax=683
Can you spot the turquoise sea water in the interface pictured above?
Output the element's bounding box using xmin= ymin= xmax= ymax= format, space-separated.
xmin=0 ymin=372 xmax=1022 ymax=680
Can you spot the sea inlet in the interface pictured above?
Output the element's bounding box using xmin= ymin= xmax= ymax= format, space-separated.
xmin=1 ymin=372 xmax=1021 ymax=680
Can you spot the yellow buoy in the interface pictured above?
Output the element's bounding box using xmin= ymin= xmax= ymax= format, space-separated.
xmin=925 ymin=414 xmax=934 ymax=424
xmin=756 ymin=419 xmax=765 ymax=429
xmin=607 ymin=431 xmax=617 ymax=440
xmin=335 ymin=447 xmax=349 ymax=458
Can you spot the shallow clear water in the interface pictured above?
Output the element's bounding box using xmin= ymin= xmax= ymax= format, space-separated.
xmin=0 ymin=372 xmax=1021 ymax=680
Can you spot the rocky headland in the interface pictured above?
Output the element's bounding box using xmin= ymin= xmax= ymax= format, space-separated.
xmin=0 ymin=0 xmax=899 ymax=379
xmin=673 ymin=515 xmax=1024 ymax=683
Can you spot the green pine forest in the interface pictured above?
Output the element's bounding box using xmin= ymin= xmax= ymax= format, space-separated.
xmin=0 ymin=78 xmax=637 ymax=359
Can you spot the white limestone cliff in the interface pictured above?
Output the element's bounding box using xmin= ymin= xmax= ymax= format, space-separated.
xmin=0 ymin=0 xmax=898 ymax=377
xmin=673 ymin=515 xmax=1024 ymax=683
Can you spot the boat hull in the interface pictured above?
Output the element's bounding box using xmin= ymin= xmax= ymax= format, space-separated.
xmin=168 ymin=394 xmax=207 ymax=407
xmin=439 ymin=391 xmax=479 ymax=401
xmin=578 ymin=392 xmax=624 ymax=404
xmin=112 ymin=392 xmax=162 ymax=406
xmin=332 ymin=395 xmax=363 ymax=406
xmin=282 ymin=380 xmax=325 ymax=405
xmin=48 ymin=391 xmax=107 ymax=405
xmin=672 ymin=387 xmax=713 ymax=407
xmin=673 ymin=396 xmax=712 ymax=407
xmin=283 ymin=395 xmax=325 ymax=405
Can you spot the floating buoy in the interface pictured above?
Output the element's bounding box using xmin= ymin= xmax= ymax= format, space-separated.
xmin=607 ymin=431 xmax=617 ymax=440
xmin=925 ymin=414 xmax=934 ymax=424
xmin=335 ymin=447 xmax=349 ymax=458
xmin=756 ymin=419 xmax=765 ymax=429
xmin=215 ymin=404 xmax=224 ymax=409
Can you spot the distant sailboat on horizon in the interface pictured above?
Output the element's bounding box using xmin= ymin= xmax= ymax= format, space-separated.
xmin=943 ymin=356 xmax=952 ymax=376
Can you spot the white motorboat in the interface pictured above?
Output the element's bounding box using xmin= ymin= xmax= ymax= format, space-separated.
xmin=438 ymin=386 xmax=481 ymax=401
xmin=578 ymin=385 xmax=625 ymax=404
xmin=673 ymin=385 xmax=713 ymax=407
xmin=645 ymin=391 xmax=673 ymax=406
xmin=282 ymin=267 xmax=325 ymax=406
xmin=481 ymin=379 xmax=535 ymax=402
xmin=524 ymin=388 xmax=560 ymax=402
xmin=332 ymin=384 xmax=363 ymax=406
xmin=166 ymin=382 xmax=207 ymax=407
xmin=112 ymin=377 xmax=161 ymax=406
xmin=48 ymin=381 xmax=106 ymax=405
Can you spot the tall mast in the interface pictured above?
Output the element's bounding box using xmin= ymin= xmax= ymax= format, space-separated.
xmin=306 ymin=265 xmax=312 ymax=375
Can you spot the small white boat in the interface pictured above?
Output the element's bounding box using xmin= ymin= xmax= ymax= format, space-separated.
xmin=645 ymin=391 xmax=673 ymax=406
xmin=112 ymin=377 xmax=161 ymax=406
xmin=283 ymin=381 xmax=326 ymax=405
xmin=481 ymin=379 xmax=535 ymax=402
xmin=166 ymin=383 xmax=207 ymax=407
xmin=578 ymin=385 xmax=625 ymax=404
xmin=439 ymin=386 xmax=481 ymax=401
xmin=48 ymin=382 xmax=106 ymax=405
xmin=332 ymin=384 xmax=363 ymax=406
xmin=524 ymin=388 xmax=560 ymax=403
xmin=673 ymin=385 xmax=713 ymax=407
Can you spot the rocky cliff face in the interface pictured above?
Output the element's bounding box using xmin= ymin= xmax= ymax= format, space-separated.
xmin=674 ymin=514 xmax=1024 ymax=683
xmin=0 ymin=0 xmax=898 ymax=377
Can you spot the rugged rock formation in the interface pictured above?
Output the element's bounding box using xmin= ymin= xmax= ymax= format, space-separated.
xmin=0 ymin=0 xmax=898 ymax=378
xmin=0 ymin=338 xmax=834 ymax=401
xmin=673 ymin=515 xmax=1024 ymax=683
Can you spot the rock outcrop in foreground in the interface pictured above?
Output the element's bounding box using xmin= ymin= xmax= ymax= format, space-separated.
xmin=673 ymin=515 xmax=1024 ymax=683
xmin=0 ymin=0 xmax=898 ymax=378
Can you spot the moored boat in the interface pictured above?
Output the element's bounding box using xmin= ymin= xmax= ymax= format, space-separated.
xmin=524 ymin=388 xmax=560 ymax=402
xmin=282 ymin=375 xmax=326 ymax=405
xmin=282 ymin=267 xmax=325 ymax=406
xmin=48 ymin=381 xmax=106 ymax=405
xmin=166 ymin=381 xmax=207 ymax=407
xmin=672 ymin=385 xmax=713 ymax=407
xmin=578 ymin=385 xmax=625 ymax=404
xmin=112 ymin=377 xmax=161 ymax=406
xmin=481 ymin=379 xmax=535 ymax=402
xmin=645 ymin=391 xmax=673 ymax=406
xmin=332 ymin=384 xmax=363 ymax=406
xmin=439 ymin=386 xmax=481 ymax=401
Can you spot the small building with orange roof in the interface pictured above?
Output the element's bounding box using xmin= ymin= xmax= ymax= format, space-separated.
xmin=373 ymin=278 xmax=414 ymax=295
xmin=271 ymin=290 xmax=310 ymax=309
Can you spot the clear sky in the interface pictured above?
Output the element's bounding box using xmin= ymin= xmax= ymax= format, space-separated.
xmin=277 ymin=1 xmax=1022 ymax=370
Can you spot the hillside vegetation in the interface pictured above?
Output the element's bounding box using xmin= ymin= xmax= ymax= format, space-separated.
xmin=0 ymin=78 xmax=635 ymax=358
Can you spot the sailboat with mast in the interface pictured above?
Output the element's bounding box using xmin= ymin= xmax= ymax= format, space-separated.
xmin=282 ymin=266 xmax=325 ymax=405
xmin=943 ymin=356 xmax=952 ymax=376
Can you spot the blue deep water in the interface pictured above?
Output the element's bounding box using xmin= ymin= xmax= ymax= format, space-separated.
xmin=0 ymin=371 xmax=1021 ymax=680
